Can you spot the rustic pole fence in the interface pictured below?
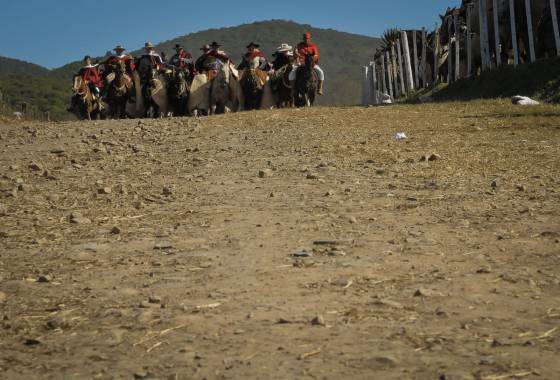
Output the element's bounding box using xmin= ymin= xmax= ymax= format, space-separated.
xmin=401 ymin=31 xmax=415 ymax=92
xmin=381 ymin=55 xmax=388 ymax=95
xmin=396 ymin=38 xmax=406 ymax=95
xmin=525 ymin=0 xmax=536 ymax=62
xmin=386 ymin=51 xmax=394 ymax=99
xmin=391 ymin=45 xmax=400 ymax=98
xmin=421 ymin=27 xmax=427 ymax=87
xmin=551 ymin=0 xmax=560 ymax=56
xmin=454 ymin=12 xmax=460 ymax=80
xmin=493 ymin=0 xmax=502 ymax=66
xmin=412 ymin=30 xmax=420 ymax=89
xmin=434 ymin=24 xmax=440 ymax=83
xmin=467 ymin=3 xmax=473 ymax=76
xmin=509 ymin=0 xmax=520 ymax=66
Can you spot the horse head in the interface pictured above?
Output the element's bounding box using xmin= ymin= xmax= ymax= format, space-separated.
xmin=304 ymin=53 xmax=315 ymax=71
xmin=249 ymin=56 xmax=261 ymax=70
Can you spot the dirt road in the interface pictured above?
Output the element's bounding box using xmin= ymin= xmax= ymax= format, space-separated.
xmin=1 ymin=101 xmax=559 ymax=379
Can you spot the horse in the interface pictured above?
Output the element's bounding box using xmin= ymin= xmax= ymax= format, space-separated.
xmin=294 ymin=54 xmax=318 ymax=107
xmin=270 ymin=64 xmax=293 ymax=108
xmin=69 ymin=76 xmax=104 ymax=120
xmin=106 ymin=60 xmax=134 ymax=119
xmin=239 ymin=56 xmax=268 ymax=111
xmin=167 ymin=68 xmax=190 ymax=117
xmin=210 ymin=61 xmax=242 ymax=114
xmin=143 ymin=67 xmax=169 ymax=118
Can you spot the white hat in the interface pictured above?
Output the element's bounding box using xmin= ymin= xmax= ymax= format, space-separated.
xmin=276 ymin=43 xmax=293 ymax=52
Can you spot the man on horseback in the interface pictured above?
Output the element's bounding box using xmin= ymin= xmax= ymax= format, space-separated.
xmin=169 ymin=44 xmax=196 ymax=79
xmin=78 ymin=56 xmax=104 ymax=102
xmin=137 ymin=42 xmax=164 ymax=72
xmin=207 ymin=42 xmax=231 ymax=68
xmin=271 ymin=43 xmax=294 ymax=71
xmin=289 ymin=32 xmax=325 ymax=95
xmin=195 ymin=44 xmax=211 ymax=73
xmin=237 ymin=42 xmax=267 ymax=70
xmin=103 ymin=45 xmax=135 ymax=77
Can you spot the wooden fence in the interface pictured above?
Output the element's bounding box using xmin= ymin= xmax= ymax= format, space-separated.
xmin=363 ymin=0 xmax=560 ymax=105
xmin=0 ymin=90 xmax=51 ymax=121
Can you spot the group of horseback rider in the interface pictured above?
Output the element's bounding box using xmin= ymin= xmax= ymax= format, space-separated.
xmin=75 ymin=31 xmax=325 ymax=114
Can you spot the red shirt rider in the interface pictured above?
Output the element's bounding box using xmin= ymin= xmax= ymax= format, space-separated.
xmin=170 ymin=44 xmax=196 ymax=74
xmin=296 ymin=32 xmax=320 ymax=65
xmin=207 ymin=41 xmax=231 ymax=63
xmin=78 ymin=56 xmax=103 ymax=88
xmin=103 ymin=45 xmax=135 ymax=75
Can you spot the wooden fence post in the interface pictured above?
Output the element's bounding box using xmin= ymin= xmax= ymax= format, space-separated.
xmin=401 ymin=31 xmax=415 ymax=92
xmin=362 ymin=66 xmax=370 ymax=105
xmin=370 ymin=61 xmax=379 ymax=105
xmin=492 ymin=0 xmax=501 ymax=66
xmin=479 ymin=0 xmax=491 ymax=70
xmin=551 ymin=0 xmax=560 ymax=56
xmin=467 ymin=3 xmax=473 ymax=76
xmin=396 ymin=38 xmax=406 ymax=95
xmin=509 ymin=0 xmax=520 ymax=66
xmin=391 ymin=45 xmax=400 ymax=98
xmin=413 ymin=30 xmax=420 ymax=89
xmin=447 ymin=18 xmax=453 ymax=82
xmin=381 ymin=56 xmax=388 ymax=94
xmin=525 ymin=0 xmax=536 ymax=62
xmin=454 ymin=12 xmax=461 ymax=80
xmin=386 ymin=51 xmax=394 ymax=99
xmin=421 ymin=27 xmax=427 ymax=86
xmin=434 ymin=24 xmax=440 ymax=83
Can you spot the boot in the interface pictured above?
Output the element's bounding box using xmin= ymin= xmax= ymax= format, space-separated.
xmin=317 ymin=80 xmax=324 ymax=95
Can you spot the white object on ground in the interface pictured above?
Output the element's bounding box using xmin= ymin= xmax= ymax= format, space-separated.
xmin=13 ymin=112 xmax=23 ymax=120
xmin=380 ymin=92 xmax=393 ymax=104
xmin=394 ymin=132 xmax=408 ymax=140
xmin=511 ymin=95 xmax=540 ymax=105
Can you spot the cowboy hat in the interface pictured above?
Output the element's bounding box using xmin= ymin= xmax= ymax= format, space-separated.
xmin=144 ymin=42 xmax=154 ymax=49
xmin=114 ymin=45 xmax=126 ymax=52
xmin=246 ymin=42 xmax=260 ymax=49
xmin=209 ymin=41 xmax=221 ymax=48
xmin=174 ymin=44 xmax=184 ymax=50
xmin=276 ymin=43 xmax=293 ymax=52
xmin=200 ymin=44 xmax=210 ymax=51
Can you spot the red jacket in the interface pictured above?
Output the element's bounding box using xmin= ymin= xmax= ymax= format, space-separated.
xmin=104 ymin=55 xmax=135 ymax=74
xmin=208 ymin=50 xmax=230 ymax=62
xmin=78 ymin=66 xmax=103 ymax=88
xmin=244 ymin=50 xmax=265 ymax=61
xmin=296 ymin=42 xmax=319 ymax=65
xmin=170 ymin=51 xmax=194 ymax=69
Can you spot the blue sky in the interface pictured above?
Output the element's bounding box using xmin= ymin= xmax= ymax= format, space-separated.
xmin=1 ymin=0 xmax=460 ymax=68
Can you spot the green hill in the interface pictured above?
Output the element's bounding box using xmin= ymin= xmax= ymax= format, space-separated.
xmin=0 ymin=56 xmax=49 ymax=77
xmin=0 ymin=20 xmax=382 ymax=120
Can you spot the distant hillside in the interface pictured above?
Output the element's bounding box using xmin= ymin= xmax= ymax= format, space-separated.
xmin=0 ymin=56 xmax=49 ymax=77
xmin=0 ymin=20 xmax=382 ymax=120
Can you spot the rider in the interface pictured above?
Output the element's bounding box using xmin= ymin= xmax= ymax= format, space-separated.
xmin=78 ymin=56 xmax=104 ymax=101
xmin=103 ymin=45 xmax=135 ymax=77
xmin=237 ymin=42 xmax=267 ymax=70
xmin=138 ymin=42 xmax=165 ymax=72
xmin=207 ymin=41 xmax=231 ymax=68
xmin=289 ymin=32 xmax=325 ymax=95
xmin=271 ymin=43 xmax=294 ymax=71
xmin=169 ymin=44 xmax=196 ymax=78
xmin=195 ymin=44 xmax=211 ymax=74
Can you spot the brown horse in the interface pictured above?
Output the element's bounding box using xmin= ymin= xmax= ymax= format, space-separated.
xmin=106 ymin=60 xmax=134 ymax=119
xmin=240 ymin=68 xmax=268 ymax=110
xmin=272 ymin=64 xmax=293 ymax=108
xmin=69 ymin=76 xmax=104 ymax=120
